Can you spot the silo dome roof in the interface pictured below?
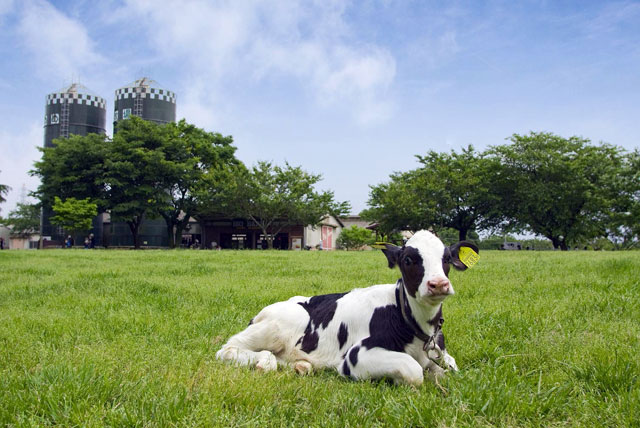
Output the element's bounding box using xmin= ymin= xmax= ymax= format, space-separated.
xmin=51 ymin=82 xmax=100 ymax=97
xmin=115 ymin=77 xmax=176 ymax=103
xmin=46 ymin=82 xmax=106 ymax=107
xmin=117 ymin=77 xmax=167 ymax=91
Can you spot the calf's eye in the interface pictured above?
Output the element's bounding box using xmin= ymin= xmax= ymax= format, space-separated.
xmin=403 ymin=256 xmax=412 ymax=265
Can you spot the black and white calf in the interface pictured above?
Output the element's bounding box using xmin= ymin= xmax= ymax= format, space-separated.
xmin=216 ymin=230 xmax=478 ymax=386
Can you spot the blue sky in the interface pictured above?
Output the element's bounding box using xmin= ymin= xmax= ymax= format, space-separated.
xmin=1 ymin=0 xmax=639 ymax=215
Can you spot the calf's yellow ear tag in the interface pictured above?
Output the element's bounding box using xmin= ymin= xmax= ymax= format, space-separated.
xmin=458 ymin=246 xmax=480 ymax=268
xmin=371 ymin=242 xmax=390 ymax=249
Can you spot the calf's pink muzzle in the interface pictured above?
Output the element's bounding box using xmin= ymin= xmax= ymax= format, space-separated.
xmin=427 ymin=277 xmax=452 ymax=296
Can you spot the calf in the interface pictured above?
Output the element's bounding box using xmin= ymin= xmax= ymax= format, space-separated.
xmin=216 ymin=230 xmax=478 ymax=386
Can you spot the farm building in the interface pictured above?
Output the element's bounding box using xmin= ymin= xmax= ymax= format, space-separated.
xmin=197 ymin=215 xmax=345 ymax=250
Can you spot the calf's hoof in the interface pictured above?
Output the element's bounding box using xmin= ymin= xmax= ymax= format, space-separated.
xmin=294 ymin=360 xmax=313 ymax=375
xmin=216 ymin=346 xmax=238 ymax=362
xmin=255 ymin=351 xmax=278 ymax=372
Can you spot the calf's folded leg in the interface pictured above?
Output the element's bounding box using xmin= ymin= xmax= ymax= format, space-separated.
xmin=340 ymin=345 xmax=424 ymax=386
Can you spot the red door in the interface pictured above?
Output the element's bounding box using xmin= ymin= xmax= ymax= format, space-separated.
xmin=321 ymin=226 xmax=333 ymax=250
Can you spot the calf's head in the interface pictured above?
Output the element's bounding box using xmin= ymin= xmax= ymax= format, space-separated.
xmin=382 ymin=230 xmax=478 ymax=304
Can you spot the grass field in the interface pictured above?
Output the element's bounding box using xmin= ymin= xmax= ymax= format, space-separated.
xmin=1 ymin=248 xmax=639 ymax=427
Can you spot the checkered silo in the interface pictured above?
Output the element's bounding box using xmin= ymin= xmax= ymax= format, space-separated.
xmin=108 ymin=78 xmax=177 ymax=247
xmin=41 ymin=84 xmax=107 ymax=244
xmin=44 ymin=83 xmax=107 ymax=148
xmin=113 ymin=77 xmax=176 ymax=133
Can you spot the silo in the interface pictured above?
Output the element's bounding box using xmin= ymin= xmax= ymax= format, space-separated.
xmin=42 ymin=83 xmax=107 ymax=245
xmin=44 ymin=83 xmax=106 ymax=148
xmin=108 ymin=77 xmax=177 ymax=247
xmin=113 ymin=77 xmax=176 ymax=133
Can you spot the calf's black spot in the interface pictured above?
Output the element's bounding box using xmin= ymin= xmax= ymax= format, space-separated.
xmin=297 ymin=292 xmax=347 ymax=353
xmin=436 ymin=331 xmax=446 ymax=351
xmin=349 ymin=346 xmax=360 ymax=366
xmin=299 ymin=328 xmax=319 ymax=353
xmin=361 ymin=305 xmax=414 ymax=352
xmin=399 ymin=247 xmax=424 ymax=297
xmin=298 ymin=292 xmax=346 ymax=329
xmin=342 ymin=360 xmax=351 ymax=377
xmin=338 ymin=322 xmax=349 ymax=349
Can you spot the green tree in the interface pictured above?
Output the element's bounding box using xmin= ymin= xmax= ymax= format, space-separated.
xmin=363 ymin=146 xmax=503 ymax=240
xmin=105 ymin=117 xmax=173 ymax=249
xmin=337 ymin=225 xmax=375 ymax=250
xmin=31 ymin=134 xmax=110 ymax=212
xmin=228 ymin=161 xmax=350 ymax=249
xmin=4 ymin=203 xmax=40 ymax=237
xmin=50 ymin=197 xmax=98 ymax=238
xmin=489 ymin=132 xmax=627 ymax=250
xmin=605 ymin=149 xmax=640 ymax=248
xmin=158 ymin=120 xmax=241 ymax=248
xmin=361 ymin=169 xmax=425 ymax=238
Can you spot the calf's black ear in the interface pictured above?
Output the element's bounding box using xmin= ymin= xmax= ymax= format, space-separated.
xmin=381 ymin=244 xmax=402 ymax=269
xmin=448 ymin=241 xmax=479 ymax=271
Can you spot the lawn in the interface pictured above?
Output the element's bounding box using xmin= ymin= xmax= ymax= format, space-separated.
xmin=0 ymin=248 xmax=639 ymax=427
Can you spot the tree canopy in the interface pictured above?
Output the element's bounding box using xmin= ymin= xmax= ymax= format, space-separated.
xmin=363 ymin=146 xmax=502 ymax=240
xmin=337 ymin=225 xmax=375 ymax=250
xmin=364 ymin=133 xmax=636 ymax=250
xmin=488 ymin=132 xmax=628 ymax=250
xmin=227 ymin=161 xmax=350 ymax=249
xmin=32 ymin=117 xmax=242 ymax=249
xmin=157 ymin=120 xmax=241 ymax=248
xmin=32 ymin=133 xmax=110 ymax=212
xmin=4 ymin=203 xmax=40 ymax=237
xmin=50 ymin=197 xmax=98 ymax=236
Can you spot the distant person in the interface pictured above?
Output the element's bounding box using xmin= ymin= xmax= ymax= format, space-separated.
xmin=0 ymin=237 xmax=4 ymax=250
xmin=65 ymin=235 xmax=72 ymax=248
xmin=84 ymin=236 xmax=89 ymax=249
xmin=89 ymin=233 xmax=95 ymax=249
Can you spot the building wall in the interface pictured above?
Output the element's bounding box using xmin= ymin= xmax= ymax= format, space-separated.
xmin=303 ymin=216 xmax=344 ymax=250
xmin=0 ymin=226 xmax=11 ymax=249
xmin=200 ymin=217 xmax=304 ymax=250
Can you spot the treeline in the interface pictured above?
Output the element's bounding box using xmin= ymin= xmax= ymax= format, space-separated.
xmin=5 ymin=123 xmax=638 ymax=251
xmin=29 ymin=117 xmax=349 ymax=249
xmin=361 ymin=132 xmax=640 ymax=250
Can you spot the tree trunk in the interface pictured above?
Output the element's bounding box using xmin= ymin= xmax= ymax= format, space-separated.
xmin=128 ymin=221 xmax=141 ymax=249
xmin=166 ymin=222 xmax=176 ymax=248
xmin=549 ymin=236 xmax=565 ymax=250
xmin=175 ymin=227 xmax=184 ymax=249
xmin=128 ymin=213 xmax=144 ymax=249
xmin=458 ymin=228 xmax=468 ymax=241
xmin=265 ymin=228 xmax=274 ymax=249
xmin=559 ymin=239 xmax=568 ymax=251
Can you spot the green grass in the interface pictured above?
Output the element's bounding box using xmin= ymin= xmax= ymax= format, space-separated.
xmin=0 ymin=249 xmax=639 ymax=427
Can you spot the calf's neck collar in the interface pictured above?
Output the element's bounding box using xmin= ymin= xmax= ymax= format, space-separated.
xmin=396 ymin=279 xmax=444 ymax=351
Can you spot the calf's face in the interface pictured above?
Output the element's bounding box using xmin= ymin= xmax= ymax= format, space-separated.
xmin=382 ymin=230 xmax=478 ymax=304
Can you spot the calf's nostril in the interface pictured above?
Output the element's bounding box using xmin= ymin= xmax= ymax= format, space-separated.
xmin=427 ymin=278 xmax=451 ymax=292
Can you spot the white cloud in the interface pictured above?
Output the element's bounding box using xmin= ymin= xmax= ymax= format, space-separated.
xmin=113 ymin=0 xmax=396 ymax=125
xmin=17 ymin=0 xmax=105 ymax=81
xmin=0 ymin=121 xmax=42 ymax=214
xmin=0 ymin=0 xmax=14 ymax=17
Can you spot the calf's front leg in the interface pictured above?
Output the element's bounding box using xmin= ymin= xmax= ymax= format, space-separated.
xmin=340 ymin=345 xmax=424 ymax=386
